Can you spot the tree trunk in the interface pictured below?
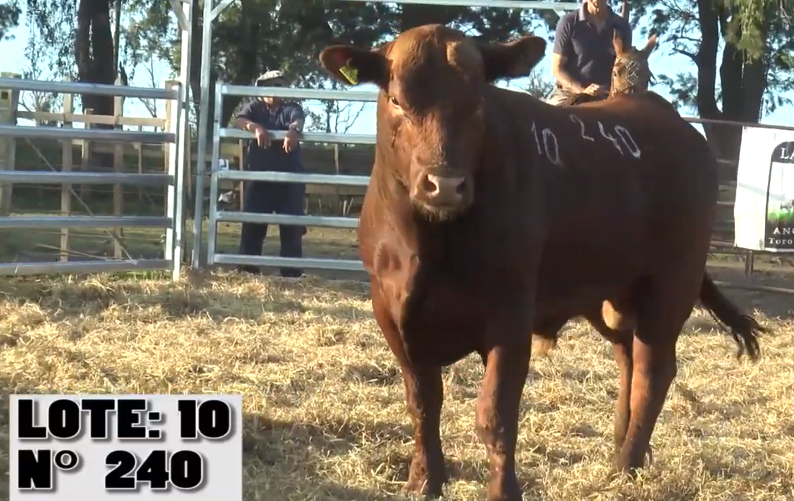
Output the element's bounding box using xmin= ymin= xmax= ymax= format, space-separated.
xmin=695 ymin=1 xmax=771 ymax=166
xmin=221 ymin=0 xmax=262 ymax=129
xmin=75 ymin=0 xmax=116 ymax=199
xmin=75 ymin=0 xmax=115 ymax=118
xmin=190 ymin=0 xmax=263 ymax=152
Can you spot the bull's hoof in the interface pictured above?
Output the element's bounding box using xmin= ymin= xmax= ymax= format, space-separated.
xmin=402 ymin=475 xmax=445 ymax=498
xmin=402 ymin=458 xmax=446 ymax=498
xmin=612 ymin=446 xmax=653 ymax=479
xmin=485 ymin=474 xmax=522 ymax=501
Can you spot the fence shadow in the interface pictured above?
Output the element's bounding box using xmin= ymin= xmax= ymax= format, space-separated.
xmin=0 ymin=370 xmax=398 ymax=500
xmin=0 ymin=271 xmax=373 ymax=326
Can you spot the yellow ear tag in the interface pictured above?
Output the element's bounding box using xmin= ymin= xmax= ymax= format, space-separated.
xmin=339 ymin=65 xmax=358 ymax=85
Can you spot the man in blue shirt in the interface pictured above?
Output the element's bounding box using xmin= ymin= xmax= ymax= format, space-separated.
xmin=547 ymin=0 xmax=633 ymax=105
xmin=233 ymin=70 xmax=306 ymax=278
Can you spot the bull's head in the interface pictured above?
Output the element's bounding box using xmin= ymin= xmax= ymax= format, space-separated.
xmin=320 ymin=25 xmax=546 ymax=220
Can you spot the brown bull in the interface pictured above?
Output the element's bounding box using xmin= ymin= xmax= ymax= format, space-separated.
xmin=320 ymin=24 xmax=763 ymax=501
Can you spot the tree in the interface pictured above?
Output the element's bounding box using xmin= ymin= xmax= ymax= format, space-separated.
xmin=136 ymin=58 xmax=163 ymax=118
xmin=74 ymin=0 xmax=115 ymax=117
xmin=306 ymin=100 xmax=368 ymax=134
xmin=630 ymin=0 xmax=794 ymax=161
xmin=26 ymin=0 xmax=131 ymax=116
xmin=19 ymin=37 xmax=62 ymax=126
xmin=523 ymin=70 xmax=556 ymax=99
xmin=122 ymin=0 xmax=540 ymax=143
xmin=0 ymin=0 xmax=20 ymax=41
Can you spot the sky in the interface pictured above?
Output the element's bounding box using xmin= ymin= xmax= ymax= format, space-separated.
xmin=1 ymin=2 xmax=791 ymax=138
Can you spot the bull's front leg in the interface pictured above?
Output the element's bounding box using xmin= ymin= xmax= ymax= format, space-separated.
xmin=371 ymin=285 xmax=447 ymax=496
xmin=401 ymin=364 xmax=446 ymax=495
xmin=476 ymin=300 xmax=533 ymax=501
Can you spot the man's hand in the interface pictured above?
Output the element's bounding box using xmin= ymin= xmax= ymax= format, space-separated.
xmin=283 ymin=127 xmax=300 ymax=153
xmin=251 ymin=123 xmax=270 ymax=148
xmin=583 ymin=83 xmax=606 ymax=96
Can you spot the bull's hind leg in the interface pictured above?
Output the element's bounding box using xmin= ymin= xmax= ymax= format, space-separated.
xmin=615 ymin=274 xmax=701 ymax=472
xmin=371 ymin=286 xmax=446 ymax=496
xmin=583 ymin=308 xmax=635 ymax=455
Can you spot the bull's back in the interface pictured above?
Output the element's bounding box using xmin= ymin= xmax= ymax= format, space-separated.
xmin=518 ymin=92 xmax=718 ymax=302
xmin=533 ymin=93 xmax=718 ymax=227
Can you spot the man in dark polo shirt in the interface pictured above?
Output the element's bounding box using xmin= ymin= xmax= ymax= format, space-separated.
xmin=547 ymin=0 xmax=632 ymax=105
xmin=233 ymin=70 xmax=306 ymax=278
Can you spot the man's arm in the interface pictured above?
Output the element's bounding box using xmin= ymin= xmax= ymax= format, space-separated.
xmin=551 ymin=17 xmax=585 ymax=93
xmin=233 ymin=100 xmax=261 ymax=132
xmin=287 ymin=104 xmax=305 ymax=136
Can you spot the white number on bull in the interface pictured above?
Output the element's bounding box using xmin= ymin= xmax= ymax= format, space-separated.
xmin=598 ymin=122 xmax=623 ymax=154
xmin=614 ymin=125 xmax=641 ymax=158
xmin=531 ymin=121 xmax=561 ymax=165
xmin=570 ymin=114 xmax=594 ymax=142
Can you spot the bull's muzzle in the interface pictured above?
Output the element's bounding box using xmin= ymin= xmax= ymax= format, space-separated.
xmin=418 ymin=173 xmax=466 ymax=207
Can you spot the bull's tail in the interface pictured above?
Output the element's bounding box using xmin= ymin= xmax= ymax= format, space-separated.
xmin=698 ymin=273 xmax=765 ymax=360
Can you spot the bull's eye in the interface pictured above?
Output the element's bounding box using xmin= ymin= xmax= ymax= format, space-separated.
xmin=388 ymin=95 xmax=401 ymax=109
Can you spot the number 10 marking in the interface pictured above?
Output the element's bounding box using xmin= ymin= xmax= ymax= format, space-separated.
xmin=178 ymin=399 xmax=233 ymax=440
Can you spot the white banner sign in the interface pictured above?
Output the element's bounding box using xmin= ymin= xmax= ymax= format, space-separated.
xmin=734 ymin=127 xmax=794 ymax=252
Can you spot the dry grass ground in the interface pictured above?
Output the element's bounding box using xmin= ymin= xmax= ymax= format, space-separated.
xmin=1 ymin=266 xmax=793 ymax=500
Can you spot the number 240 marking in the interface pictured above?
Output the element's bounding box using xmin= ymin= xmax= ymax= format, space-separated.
xmin=570 ymin=114 xmax=641 ymax=158
xmin=105 ymin=449 xmax=204 ymax=491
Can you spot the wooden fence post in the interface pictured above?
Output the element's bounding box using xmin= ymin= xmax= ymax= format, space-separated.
xmin=80 ymin=109 xmax=93 ymax=200
xmin=0 ymin=72 xmax=20 ymax=217
xmin=112 ymin=78 xmax=125 ymax=258
xmin=137 ymin=126 xmax=144 ymax=202
xmin=60 ymin=91 xmax=74 ymax=260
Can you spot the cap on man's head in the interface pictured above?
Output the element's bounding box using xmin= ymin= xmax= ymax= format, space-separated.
xmin=256 ymin=70 xmax=286 ymax=84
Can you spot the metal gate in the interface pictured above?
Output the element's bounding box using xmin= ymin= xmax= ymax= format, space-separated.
xmin=0 ymin=0 xmax=192 ymax=280
xmin=192 ymin=0 xmax=578 ymax=272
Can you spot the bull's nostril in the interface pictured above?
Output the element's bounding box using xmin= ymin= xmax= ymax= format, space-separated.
xmin=455 ymin=179 xmax=466 ymax=194
xmin=421 ymin=176 xmax=438 ymax=194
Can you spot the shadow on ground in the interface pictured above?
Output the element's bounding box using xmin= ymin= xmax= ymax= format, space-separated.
xmin=0 ymin=271 xmax=373 ymax=326
xmin=240 ymin=413 xmax=539 ymax=499
xmin=0 ymin=366 xmax=497 ymax=500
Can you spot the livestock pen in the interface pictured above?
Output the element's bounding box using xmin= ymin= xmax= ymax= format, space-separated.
xmin=2 ymin=78 xmax=794 ymax=501
xmin=2 ymin=0 xmax=794 ymax=499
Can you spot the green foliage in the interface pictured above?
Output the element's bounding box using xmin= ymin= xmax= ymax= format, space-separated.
xmin=25 ymin=0 xmax=78 ymax=79
xmin=15 ymin=0 xmax=792 ymax=158
xmin=0 ymin=0 xmax=20 ymax=41
xmin=629 ymin=0 xmax=793 ymax=120
xmin=522 ymin=70 xmax=555 ymax=99
xmin=117 ymin=0 xmax=546 ymax=136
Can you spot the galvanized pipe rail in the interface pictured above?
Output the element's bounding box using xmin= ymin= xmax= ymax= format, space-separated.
xmin=0 ymin=0 xmax=192 ymax=279
xmin=191 ymin=0 xmax=582 ymax=268
xmin=195 ymin=0 xmax=792 ymax=296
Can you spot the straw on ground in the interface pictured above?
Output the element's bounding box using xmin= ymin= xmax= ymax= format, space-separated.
xmin=1 ymin=271 xmax=793 ymax=500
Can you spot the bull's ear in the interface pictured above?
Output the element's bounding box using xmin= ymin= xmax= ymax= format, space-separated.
xmin=319 ymin=45 xmax=390 ymax=88
xmin=478 ymin=35 xmax=547 ymax=82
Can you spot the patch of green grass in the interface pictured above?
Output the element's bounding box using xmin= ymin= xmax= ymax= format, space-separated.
xmin=767 ymin=210 xmax=794 ymax=225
